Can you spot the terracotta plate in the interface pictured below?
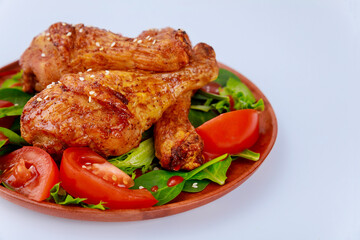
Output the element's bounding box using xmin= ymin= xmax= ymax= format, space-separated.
xmin=0 ymin=61 xmax=277 ymax=222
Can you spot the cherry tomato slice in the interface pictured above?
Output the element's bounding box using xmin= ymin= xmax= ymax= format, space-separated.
xmin=60 ymin=147 xmax=158 ymax=209
xmin=196 ymin=109 xmax=259 ymax=156
xmin=0 ymin=146 xmax=60 ymax=201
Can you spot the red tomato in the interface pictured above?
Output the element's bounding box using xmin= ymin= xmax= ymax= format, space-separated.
xmin=60 ymin=147 xmax=158 ymax=209
xmin=0 ymin=146 xmax=60 ymax=201
xmin=196 ymin=109 xmax=259 ymax=157
xmin=0 ymin=100 xmax=16 ymax=129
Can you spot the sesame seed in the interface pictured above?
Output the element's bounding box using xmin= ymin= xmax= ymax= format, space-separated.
xmin=44 ymin=96 xmax=49 ymax=100
xmin=87 ymin=68 xmax=92 ymax=72
xmin=90 ymin=75 xmax=95 ymax=78
xmin=152 ymin=40 xmax=156 ymax=45
xmin=153 ymin=167 xmax=159 ymax=171
xmin=57 ymin=81 xmax=62 ymax=84
xmin=37 ymin=97 xmax=43 ymax=102
xmin=99 ymin=47 xmax=104 ymax=51
xmin=14 ymin=104 xmax=19 ymax=106
xmin=82 ymin=165 xmax=87 ymax=169
xmin=88 ymin=96 xmax=92 ymax=103
xmin=41 ymin=53 xmax=46 ymax=57
xmin=45 ymin=32 xmax=50 ymax=36
xmin=139 ymin=186 xmax=144 ymax=189
xmin=79 ymin=77 xmax=84 ymax=81
xmin=78 ymin=72 xmax=82 ymax=74
xmin=62 ymin=22 xmax=66 ymax=26
xmin=145 ymin=35 xmax=150 ymax=40
xmin=47 ymin=37 xmax=51 ymax=41
xmin=137 ymin=40 xmax=142 ymax=44
xmin=105 ymin=70 xmax=109 ymax=75
xmin=110 ymin=42 xmax=116 ymax=47
xmin=96 ymin=42 xmax=100 ymax=47
xmin=149 ymin=37 xmax=152 ymax=41
xmin=89 ymin=91 xmax=95 ymax=95
xmin=133 ymin=38 xmax=137 ymax=42
xmin=192 ymin=182 xmax=198 ymax=188
xmin=66 ymin=32 xmax=72 ymax=36
xmin=79 ymin=28 xmax=83 ymax=33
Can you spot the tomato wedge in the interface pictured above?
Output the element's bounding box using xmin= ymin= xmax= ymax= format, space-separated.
xmin=0 ymin=146 xmax=60 ymax=201
xmin=196 ymin=109 xmax=259 ymax=157
xmin=60 ymin=147 xmax=158 ymax=209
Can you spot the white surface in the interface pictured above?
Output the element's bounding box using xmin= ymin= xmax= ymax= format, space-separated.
xmin=0 ymin=0 xmax=359 ymax=239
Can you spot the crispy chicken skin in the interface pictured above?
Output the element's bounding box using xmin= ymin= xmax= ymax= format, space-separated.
xmin=154 ymin=91 xmax=204 ymax=171
xmin=20 ymin=22 xmax=192 ymax=92
xmin=20 ymin=43 xmax=218 ymax=157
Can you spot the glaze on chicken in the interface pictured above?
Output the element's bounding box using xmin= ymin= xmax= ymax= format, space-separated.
xmin=21 ymin=43 xmax=218 ymax=158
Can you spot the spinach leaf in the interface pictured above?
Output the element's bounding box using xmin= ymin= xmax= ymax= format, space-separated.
xmin=108 ymin=138 xmax=155 ymax=175
xmin=0 ymin=88 xmax=33 ymax=106
xmin=188 ymin=109 xmax=218 ymax=128
xmin=0 ymin=144 xmax=20 ymax=157
xmin=233 ymin=149 xmax=260 ymax=161
xmin=0 ymin=127 xmax=28 ymax=146
xmin=0 ymin=105 xmax=24 ymax=118
xmin=133 ymin=154 xmax=228 ymax=205
xmin=215 ymin=68 xmax=239 ymax=87
xmin=183 ymin=179 xmax=210 ymax=193
xmin=189 ymin=155 xmax=232 ymax=185
xmin=1 ymin=71 xmax=22 ymax=89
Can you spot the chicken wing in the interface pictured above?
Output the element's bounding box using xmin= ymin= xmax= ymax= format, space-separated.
xmin=20 ymin=43 xmax=218 ymax=157
xmin=20 ymin=22 xmax=192 ymax=92
xmin=154 ymin=91 xmax=204 ymax=171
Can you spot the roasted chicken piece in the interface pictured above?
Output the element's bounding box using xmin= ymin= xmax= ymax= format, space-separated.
xmin=154 ymin=91 xmax=204 ymax=171
xmin=20 ymin=22 xmax=192 ymax=92
xmin=21 ymin=43 xmax=218 ymax=157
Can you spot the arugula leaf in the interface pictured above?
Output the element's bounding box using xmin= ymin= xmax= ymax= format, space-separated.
xmin=0 ymin=127 xmax=28 ymax=146
xmin=182 ymin=179 xmax=210 ymax=193
xmin=0 ymin=88 xmax=33 ymax=106
xmin=108 ymin=138 xmax=155 ymax=175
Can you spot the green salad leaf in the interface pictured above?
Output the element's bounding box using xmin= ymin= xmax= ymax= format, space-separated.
xmin=0 ymin=88 xmax=33 ymax=106
xmin=108 ymin=138 xmax=155 ymax=175
xmin=0 ymin=127 xmax=28 ymax=146
xmin=132 ymin=154 xmax=230 ymax=205
xmin=47 ymin=183 xmax=108 ymax=210
xmin=1 ymin=71 xmax=23 ymax=90
xmin=182 ymin=179 xmax=211 ymax=193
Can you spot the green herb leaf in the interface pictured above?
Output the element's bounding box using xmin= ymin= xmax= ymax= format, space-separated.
xmin=0 ymin=105 xmax=24 ymax=118
xmin=189 ymin=155 xmax=232 ymax=185
xmin=81 ymin=201 xmax=108 ymax=210
xmin=0 ymin=127 xmax=28 ymax=146
xmin=1 ymin=71 xmax=22 ymax=89
xmin=188 ymin=109 xmax=218 ymax=128
xmin=182 ymin=179 xmax=210 ymax=193
xmin=0 ymin=140 xmax=6 ymax=149
xmin=233 ymin=149 xmax=260 ymax=161
xmin=133 ymin=154 xmax=228 ymax=205
xmin=108 ymin=138 xmax=155 ymax=175
xmin=0 ymin=88 xmax=33 ymax=106
xmin=215 ymin=68 xmax=240 ymax=87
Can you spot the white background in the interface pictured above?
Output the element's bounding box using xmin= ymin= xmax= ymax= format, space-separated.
xmin=0 ymin=0 xmax=359 ymax=239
